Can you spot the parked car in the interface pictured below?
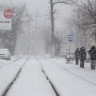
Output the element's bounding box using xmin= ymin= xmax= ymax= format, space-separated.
xmin=0 ymin=49 xmax=11 ymax=60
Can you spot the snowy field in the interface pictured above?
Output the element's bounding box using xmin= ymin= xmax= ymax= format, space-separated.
xmin=0 ymin=56 xmax=96 ymax=96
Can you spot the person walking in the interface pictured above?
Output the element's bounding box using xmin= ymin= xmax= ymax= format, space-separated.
xmin=88 ymin=45 xmax=96 ymax=70
xmin=79 ymin=47 xmax=86 ymax=68
xmin=74 ymin=48 xmax=80 ymax=65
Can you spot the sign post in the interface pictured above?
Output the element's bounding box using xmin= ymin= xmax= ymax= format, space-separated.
xmin=68 ymin=34 xmax=73 ymax=42
xmin=0 ymin=8 xmax=13 ymax=30
xmin=68 ymin=34 xmax=73 ymax=58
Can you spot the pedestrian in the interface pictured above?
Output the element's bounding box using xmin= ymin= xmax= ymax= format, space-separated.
xmin=74 ymin=48 xmax=80 ymax=65
xmin=79 ymin=47 xmax=86 ymax=68
xmin=88 ymin=45 xmax=96 ymax=70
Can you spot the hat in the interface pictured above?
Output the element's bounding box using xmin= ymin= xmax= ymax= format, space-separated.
xmin=91 ymin=45 xmax=95 ymax=49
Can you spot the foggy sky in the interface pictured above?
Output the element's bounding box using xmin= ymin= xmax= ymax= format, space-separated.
xmin=0 ymin=0 xmax=73 ymax=29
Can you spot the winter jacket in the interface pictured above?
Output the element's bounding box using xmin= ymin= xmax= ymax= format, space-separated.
xmin=88 ymin=46 xmax=96 ymax=60
xmin=79 ymin=47 xmax=86 ymax=60
xmin=74 ymin=49 xmax=80 ymax=59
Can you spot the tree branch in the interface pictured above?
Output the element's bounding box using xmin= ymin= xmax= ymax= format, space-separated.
xmin=53 ymin=0 xmax=75 ymax=5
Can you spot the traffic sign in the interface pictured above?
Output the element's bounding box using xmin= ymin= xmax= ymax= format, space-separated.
xmin=0 ymin=10 xmax=12 ymax=30
xmin=4 ymin=9 xmax=13 ymax=19
xmin=68 ymin=34 xmax=73 ymax=42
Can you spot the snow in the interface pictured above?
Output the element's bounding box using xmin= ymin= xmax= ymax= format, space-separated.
xmin=49 ymin=58 xmax=96 ymax=85
xmin=6 ymin=57 xmax=56 ymax=96
xmin=37 ymin=57 xmax=96 ymax=96
xmin=1 ymin=56 xmax=96 ymax=96
xmin=0 ymin=56 xmax=20 ymax=67
xmin=0 ymin=56 xmax=28 ymax=96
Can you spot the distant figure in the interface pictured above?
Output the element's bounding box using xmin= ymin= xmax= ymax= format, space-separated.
xmin=74 ymin=48 xmax=80 ymax=65
xmin=88 ymin=45 xmax=96 ymax=70
xmin=79 ymin=47 xmax=86 ymax=68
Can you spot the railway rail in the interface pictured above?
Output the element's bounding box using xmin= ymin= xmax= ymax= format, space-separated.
xmin=44 ymin=57 xmax=96 ymax=87
xmin=36 ymin=57 xmax=61 ymax=96
xmin=36 ymin=57 xmax=96 ymax=96
xmin=1 ymin=56 xmax=96 ymax=96
xmin=0 ymin=56 xmax=30 ymax=96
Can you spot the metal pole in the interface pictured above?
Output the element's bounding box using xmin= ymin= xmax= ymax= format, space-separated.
xmin=69 ymin=42 xmax=71 ymax=57
xmin=0 ymin=5 xmax=3 ymax=48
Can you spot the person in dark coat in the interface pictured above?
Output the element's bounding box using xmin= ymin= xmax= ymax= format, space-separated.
xmin=79 ymin=47 xmax=86 ymax=68
xmin=88 ymin=45 xmax=96 ymax=70
xmin=74 ymin=48 xmax=80 ymax=65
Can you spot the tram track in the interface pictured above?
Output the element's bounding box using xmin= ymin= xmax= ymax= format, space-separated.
xmin=35 ymin=56 xmax=96 ymax=96
xmin=35 ymin=57 xmax=61 ymax=96
xmin=44 ymin=57 xmax=96 ymax=87
xmin=0 ymin=56 xmax=30 ymax=96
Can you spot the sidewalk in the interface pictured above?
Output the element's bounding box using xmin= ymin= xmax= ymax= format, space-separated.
xmin=38 ymin=57 xmax=96 ymax=96
xmin=50 ymin=58 xmax=96 ymax=85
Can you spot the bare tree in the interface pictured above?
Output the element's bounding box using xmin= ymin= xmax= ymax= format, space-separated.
xmin=0 ymin=3 xmax=27 ymax=55
xmin=42 ymin=26 xmax=51 ymax=54
xmin=67 ymin=0 xmax=96 ymax=48
xmin=55 ymin=30 xmax=67 ymax=55
xmin=49 ymin=0 xmax=75 ymax=56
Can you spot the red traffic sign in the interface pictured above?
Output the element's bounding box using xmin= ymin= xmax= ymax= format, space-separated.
xmin=4 ymin=9 xmax=13 ymax=19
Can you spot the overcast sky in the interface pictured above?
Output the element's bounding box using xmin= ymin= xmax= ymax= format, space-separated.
xmin=0 ymin=0 xmax=74 ymax=29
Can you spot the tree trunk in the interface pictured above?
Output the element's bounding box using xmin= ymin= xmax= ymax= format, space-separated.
xmin=50 ymin=0 xmax=57 ymax=56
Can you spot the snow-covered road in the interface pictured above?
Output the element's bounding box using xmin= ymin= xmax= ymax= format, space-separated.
xmin=0 ymin=56 xmax=29 ymax=96
xmin=37 ymin=57 xmax=96 ymax=96
xmin=1 ymin=56 xmax=96 ymax=96
xmin=6 ymin=57 xmax=56 ymax=96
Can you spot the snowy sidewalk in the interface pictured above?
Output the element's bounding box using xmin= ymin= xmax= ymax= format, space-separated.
xmin=49 ymin=58 xmax=96 ymax=85
xmin=6 ymin=57 xmax=56 ymax=96
xmin=0 ymin=56 xmax=28 ymax=96
xmin=38 ymin=57 xmax=96 ymax=96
